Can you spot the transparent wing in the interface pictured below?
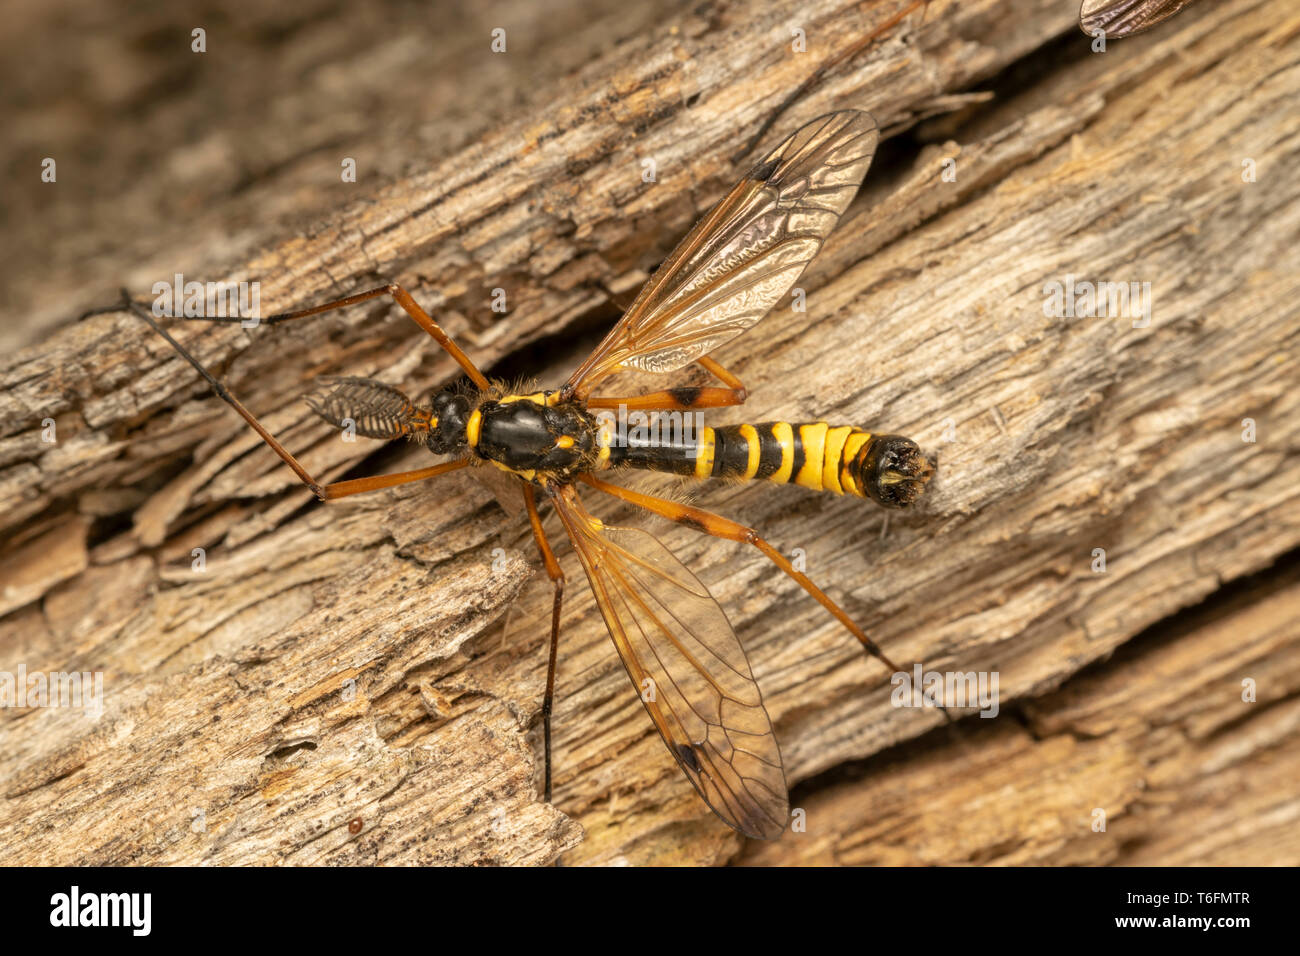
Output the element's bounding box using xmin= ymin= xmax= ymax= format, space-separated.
xmin=566 ymin=111 xmax=878 ymax=397
xmin=549 ymin=485 xmax=788 ymax=839
xmin=1080 ymin=0 xmax=1192 ymax=37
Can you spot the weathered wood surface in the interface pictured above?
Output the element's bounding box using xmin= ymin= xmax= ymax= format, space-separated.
xmin=2 ymin=0 xmax=1298 ymax=865
xmin=741 ymin=560 xmax=1300 ymax=865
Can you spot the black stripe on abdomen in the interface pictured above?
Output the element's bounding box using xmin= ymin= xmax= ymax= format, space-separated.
xmin=754 ymin=425 xmax=785 ymax=480
xmin=710 ymin=425 xmax=751 ymax=478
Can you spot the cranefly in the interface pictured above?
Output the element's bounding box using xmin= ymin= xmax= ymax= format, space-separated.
xmin=132 ymin=111 xmax=938 ymax=840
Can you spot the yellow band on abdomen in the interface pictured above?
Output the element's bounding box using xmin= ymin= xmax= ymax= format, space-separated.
xmin=794 ymin=423 xmax=828 ymax=491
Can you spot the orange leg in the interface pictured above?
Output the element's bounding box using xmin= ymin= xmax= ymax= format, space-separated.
xmin=578 ymin=473 xmax=952 ymax=720
xmin=318 ymin=460 xmax=469 ymax=500
xmin=127 ymin=294 xmax=470 ymax=500
xmin=522 ymin=484 xmax=566 ymax=802
xmin=586 ymin=355 xmax=749 ymax=411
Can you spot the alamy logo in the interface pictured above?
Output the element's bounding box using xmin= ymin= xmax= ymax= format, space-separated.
xmin=49 ymin=886 xmax=151 ymax=936
xmin=1042 ymin=274 xmax=1151 ymax=328
xmin=592 ymin=405 xmax=702 ymax=458
xmin=891 ymin=664 xmax=1000 ymax=717
xmin=152 ymin=273 xmax=261 ymax=327
xmin=0 ymin=665 xmax=103 ymax=718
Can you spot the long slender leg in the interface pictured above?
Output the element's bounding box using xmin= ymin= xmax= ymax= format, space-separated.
xmin=128 ymin=296 xmax=469 ymax=500
xmin=578 ymin=473 xmax=953 ymax=719
xmin=320 ymin=459 xmax=470 ymax=500
xmin=171 ymin=281 xmax=490 ymax=391
xmin=522 ymin=484 xmax=566 ymax=803
xmin=587 ymin=356 xmax=749 ymax=411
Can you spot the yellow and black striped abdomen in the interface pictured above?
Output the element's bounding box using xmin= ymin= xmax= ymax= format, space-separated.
xmin=606 ymin=420 xmax=933 ymax=508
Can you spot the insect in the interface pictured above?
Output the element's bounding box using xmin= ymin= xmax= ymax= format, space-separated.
xmin=131 ymin=110 xmax=938 ymax=840
xmin=1079 ymin=0 xmax=1193 ymax=38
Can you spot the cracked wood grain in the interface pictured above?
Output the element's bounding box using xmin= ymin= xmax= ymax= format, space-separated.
xmin=739 ymin=557 xmax=1300 ymax=866
xmin=1 ymin=0 xmax=1297 ymax=865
